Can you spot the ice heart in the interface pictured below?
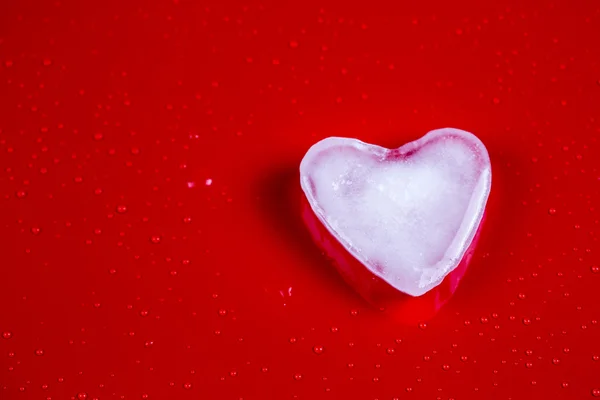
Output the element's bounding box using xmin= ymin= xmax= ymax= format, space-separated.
xmin=299 ymin=128 xmax=491 ymax=297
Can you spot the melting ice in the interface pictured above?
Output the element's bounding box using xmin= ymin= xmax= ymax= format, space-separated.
xmin=300 ymin=128 xmax=491 ymax=296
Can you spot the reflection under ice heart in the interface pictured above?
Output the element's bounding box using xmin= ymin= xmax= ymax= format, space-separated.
xmin=300 ymin=128 xmax=491 ymax=318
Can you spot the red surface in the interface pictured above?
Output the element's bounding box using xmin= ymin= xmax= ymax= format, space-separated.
xmin=1 ymin=0 xmax=599 ymax=399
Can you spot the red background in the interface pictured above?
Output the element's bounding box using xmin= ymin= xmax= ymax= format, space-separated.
xmin=1 ymin=0 xmax=599 ymax=399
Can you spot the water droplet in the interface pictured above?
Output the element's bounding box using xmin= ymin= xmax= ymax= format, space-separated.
xmin=183 ymin=383 xmax=192 ymax=390
xmin=552 ymin=358 xmax=560 ymax=365
xmin=548 ymin=208 xmax=557 ymax=215
xmin=31 ymin=227 xmax=41 ymax=235
xmin=350 ymin=309 xmax=358 ymax=316
xmin=183 ymin=216 xmax=191 ymax=223
xmin=562 ymin=382 xmax=569 ymax=388
xmin=116 ymin=205 xmax=127 ymax=213
xmin=294 ymin=373 xmax=302 ymax=380
xmin=592 ymin=388 xmax=600 ymax=397
xmin=205 ymin=178 xmax=213 ymax=186
xmin=289 ymin=337 xmax=297 ymax=344
xmin=418 ymin=322 xmax=427 ymax=329
xmin=591 ymin=265 xmax=599 ymax=273
xmin=442 ymin=364 xmax=450 ymax=371
xmin=523 ymin=318 xmax=531 ymax=325
xmin=313 ymin=345 xmax=324 ymax=355
xmin=2 ymin=332 xmax=12 ymax=339
xmin=386 ymin=347 xmax=395 ymax=355
xmin=16 ymin=190 xmax=27 ymax=198
xmin=218 ymin=309 xmax=227 ymax=316
xmin=150 ymin=235 xmax=161 ymax=244
xmin=144 ymin=341 xmax=154 ymax=347
xmin=35 ymin=349 xmax=44 ymax=356
xmin=77 ymin=393 xmax=87 ymax=400
xmin=330 ymin=327 xmax=338 ymax=333
xmin=140 ymin=310 xmax=149 ymax=317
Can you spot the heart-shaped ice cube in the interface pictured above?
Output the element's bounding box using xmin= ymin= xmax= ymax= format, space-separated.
xmin=299 ymin=128 xmax=491 ymax=297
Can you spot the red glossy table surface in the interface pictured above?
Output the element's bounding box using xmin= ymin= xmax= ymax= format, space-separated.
xmin=1 ymin=1 xmax=599 ymax=399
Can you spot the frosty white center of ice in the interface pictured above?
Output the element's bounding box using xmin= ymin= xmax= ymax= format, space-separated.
xmin=299 ymin=128 xmax=492 ymax=297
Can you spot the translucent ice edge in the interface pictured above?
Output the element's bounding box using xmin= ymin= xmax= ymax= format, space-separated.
xmin=299 ymin=128 xmax=492 ymax=297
